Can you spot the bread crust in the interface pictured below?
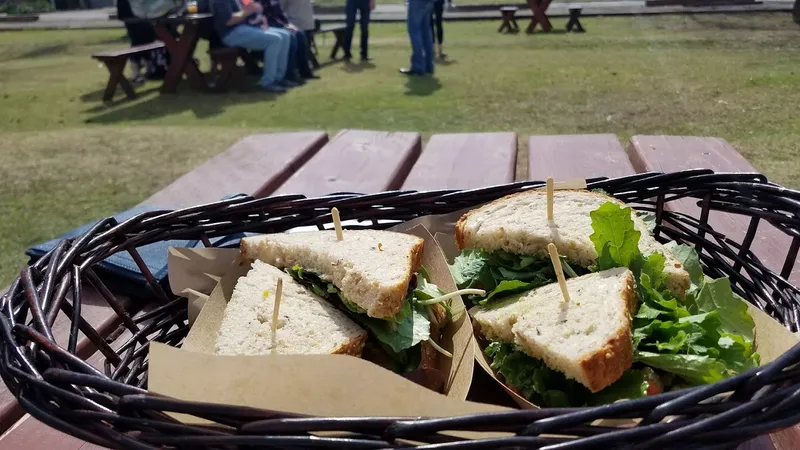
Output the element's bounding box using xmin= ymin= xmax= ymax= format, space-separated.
xmin=368 ymin=237 xmax=424 ymax=318
xmin=578 ymin=270 xmax=636 ymax=392
xmin=331 ymin=332 xmax=369 ymax=357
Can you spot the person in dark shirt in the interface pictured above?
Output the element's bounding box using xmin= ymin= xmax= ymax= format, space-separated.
xmin=431 ymin=0 xmax=445 ymax=59
xmin=210 ymin=0 xmax=292 ymax=92
xmin=343 ymin=0 xmax=374 ymax=61
xmin=260 ymin=0 xmax=317 ymax=81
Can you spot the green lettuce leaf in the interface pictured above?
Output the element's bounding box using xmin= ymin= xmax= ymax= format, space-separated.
xmin=664 ymin=242 xmax=703 ymax=286
xmin=485 ymin=343 xmax=648 ymax=407
xmin=590 ymin=201 xmax=759 ymax=387
xmin=635 ymin=351 xmax=729 ymax=385
xmin=692 ymin=277 xmax=755 ymax=342
xmin=589 ymin=202 xmax=642 ymax=268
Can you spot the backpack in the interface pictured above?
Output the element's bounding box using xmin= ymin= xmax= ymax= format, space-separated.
xmin=129 ymin=0 xmax=186 ymax=19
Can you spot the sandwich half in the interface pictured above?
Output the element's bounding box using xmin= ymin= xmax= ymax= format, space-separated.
xmin=472 ymin=267 xmax=637 ymax=397
xmin=453 ymin=189 xmax=690 ymax=301
xmin=216 ymin=260 xmax=368 ymax=356
xmin=241 ymin=230 xmax=452 ymax=374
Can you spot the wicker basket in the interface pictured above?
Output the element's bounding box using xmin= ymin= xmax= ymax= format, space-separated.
xmin=3 ymin=169 xmax=800 ymax=449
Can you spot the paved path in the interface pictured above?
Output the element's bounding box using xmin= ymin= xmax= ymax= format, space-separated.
xmin=0 ymin=1 xmax=795 ymax=30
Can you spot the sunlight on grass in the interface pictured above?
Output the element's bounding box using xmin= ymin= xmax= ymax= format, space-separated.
xmin=0 ymin=14 xmax=799 ymax=285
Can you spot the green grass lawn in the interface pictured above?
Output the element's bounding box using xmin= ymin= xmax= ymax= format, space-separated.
xmin=1 ymin=13 xmax=799 ymax=286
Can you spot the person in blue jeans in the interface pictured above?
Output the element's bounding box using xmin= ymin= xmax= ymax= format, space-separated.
xmin=210 ymin=0 xmax=292 ymax=93
xmin=261 ymin=0 xmax=318 ymax=82
xmin=343 ymin=0 xmax=374 ymax=61
xmin=400 ymin=0 xmax=434 ymax=75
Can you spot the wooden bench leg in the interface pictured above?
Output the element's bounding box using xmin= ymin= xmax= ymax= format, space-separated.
xmin=498 ymin=18 xmax=510 ymax=33
xmin=330 ymin=30 xmax=344 ymax=59
xmin=566 ymin=10 xmax=585 ymax=32
xmin=307 ymin=31 xmax=320 ymax=68
xmin=98 ymin=57 xmax=135 ymax=103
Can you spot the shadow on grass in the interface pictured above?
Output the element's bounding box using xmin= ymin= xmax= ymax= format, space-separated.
xmin=81 ymin=86 xmax=161 ymax=104
xmin=686 ymin=14 xmax=786 ymax=31
xmin=437 ymin=58 xmax=457 ymax=66
xmin=84 ymin=79 xmax=275 ymax=124
xmin=405 ymin=75 xmax=442 ymax=96
xmin=11 ymin=43 xmax=69 ymax=60
xmin=341 ymin=60 xmax=377 ymax=73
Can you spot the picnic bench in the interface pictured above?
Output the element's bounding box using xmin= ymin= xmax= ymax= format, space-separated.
xmin=498 ymin=7 xmax=520 ymax=33
xmin=307 ymin=24 xmax=348 ymax=61
xmin=92 ymin=41 xmax=166 ymax=102
xmin=1 ymin=131 xmax=798 ymax=449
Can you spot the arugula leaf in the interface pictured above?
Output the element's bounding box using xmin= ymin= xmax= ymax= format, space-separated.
xmin=589 ymin=202 xmax=642 ymax=268
xmin=285 ymin=265 xmax=430 ymax=353
xmin=354 ymin=305 xmax=430 ymax=353
xmin=450 ymin=250 xmax=574 ymax=306
xmin=450 ymin=249 xmax=488 ymax=288
xmin=637 ymin=211 xmax=657 ymax=234
xmin=480 ymin=280 xmax=539 ymax=305
xmin=693 ymin=278 xmax=755 ymax=342
xmin=485 ymin=343 xmax=648 ymax=407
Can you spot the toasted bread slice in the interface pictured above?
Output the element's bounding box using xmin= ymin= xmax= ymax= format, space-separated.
xmin=241 ymin=230 xmax=424 ymax=319
xmin=472 ymin=267 xmax=636 ymax=392
xmin=455 ymin=189 xmax=689 ymax=297
xmin=216 ymin=260 xmax=368 ymax=356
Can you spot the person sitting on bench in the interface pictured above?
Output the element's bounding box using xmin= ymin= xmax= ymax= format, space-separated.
xmin=259 ymin=0 xmax=318 ymax=82
xmin=210 ymin=0 xmax=292 ymax=92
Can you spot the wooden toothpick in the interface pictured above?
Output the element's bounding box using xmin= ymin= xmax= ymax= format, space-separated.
xmin=547 ymin=243 xmax=570 ymax=304
xmin=271 ymin=278 xmax=283 ymax=355
xmin=331 ymin=207 xmax=343 ymax=241
xmin=546 ymin=177 xmax=554 ymax=221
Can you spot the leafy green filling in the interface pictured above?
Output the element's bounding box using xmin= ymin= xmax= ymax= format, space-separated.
xmin=589 ymin=202 xmax=759 ymax=386
xmin=485 ymin=342 xmax=649 ymax=407
xmin=286 ymin=265 xmax=450 ymax=365
xmin=451 ymin=250 xmax=586 ymax=306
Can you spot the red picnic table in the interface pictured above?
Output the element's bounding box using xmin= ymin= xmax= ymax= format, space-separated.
xmin=526 ymin=0 xmax=553 ymax=33
xmin=0 ymin=131 xmax=798 ymax=449
xmin=124 ymin=13 xmax=214 ymax=94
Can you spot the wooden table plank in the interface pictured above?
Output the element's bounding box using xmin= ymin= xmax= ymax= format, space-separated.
xmin=626 ymin=135 xmax=799 ymax=285
xmin=275 ymin=130 xmax=422 ymax=196
xmin=143 ymin=131 xmax=328 ymax=208
xmin=401 ymin=133 xmax=518 ymax=190
xmin=528 ymin=134 xmax=635 ymax=180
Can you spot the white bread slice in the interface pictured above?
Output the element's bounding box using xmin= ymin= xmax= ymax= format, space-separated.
xmin=472 ymin=267 xmax=636 ymax=393
xmin=241 ymin=230 xmax=423 ymax=319
xmin=455 ymin=189 xmax=689 ymax=297
xmin=216 ymin=260 xmax=368 ymax=356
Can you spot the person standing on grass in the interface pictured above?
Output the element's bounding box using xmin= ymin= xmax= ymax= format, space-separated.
xmin=260 ymin=0 xmax=319 ymax=82
xmin=400 ymin=0 xmax=434 ymax=75
xmin=343 ymin=0 xmax=375 ymax=61
xmin=210 ymin=0 xmax=292 ymax=93
xmin=431 ymin=0 xmax=445 ymax=60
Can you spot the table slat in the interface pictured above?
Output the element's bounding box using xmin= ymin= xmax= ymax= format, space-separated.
xmin=275 ymin=130 xmax=422 ymax=196
xmin=144 ymin=131 xmax=328 ymax=207
xmin=627 ymin=135 xmax=799 ymax=285
xmin=528 ymin=134 xmax=635 ymax=180
xmin=402 ymin=133 xmax=518 ymax=190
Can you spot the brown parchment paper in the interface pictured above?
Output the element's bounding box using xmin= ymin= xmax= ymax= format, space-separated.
xmin=161 ymin=224 xmax=474 ymax=402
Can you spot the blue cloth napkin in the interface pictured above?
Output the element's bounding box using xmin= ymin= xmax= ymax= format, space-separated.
xmin=26 ymin=195 xmax=247 ymax=299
